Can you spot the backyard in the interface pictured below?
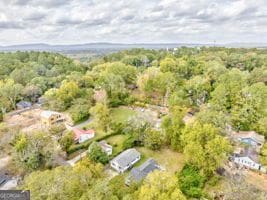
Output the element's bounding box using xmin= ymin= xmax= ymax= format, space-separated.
xmin=110 ymin=107 xmax=137 ymax=123
xmin=136 ymin=147 xmax=186 ymax=174
xmin=106 ymin=134 xmax=128 ymax=155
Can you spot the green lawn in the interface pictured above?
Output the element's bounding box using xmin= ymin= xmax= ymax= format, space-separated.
xmin=136 ymin=147 xmax=185 ymax=174
xmin=66 ymin=107 xmax=136 ymax=156
xmin=106 ymin=134 xmax=128 ymax=155
xmin=110 ymin=107 xmax=137 ymax=123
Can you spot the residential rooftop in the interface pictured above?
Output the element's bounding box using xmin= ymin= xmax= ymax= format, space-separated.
xmin=99 ymin=140 xmax=112 ymax=149
xmin=73 ymin=128 xmax=95 ymax=141
xmin=127 ymin=158 xmax=160 ymax=184
xmin=16 ymin=101 xmax=32 ymax=108
xmin=236 ymin=147 xmax=259 ymax=163
xmin=234 ymin=131 xmax=265 ymax=145
xmin=111 ymin=148 xmax=140 ymax=169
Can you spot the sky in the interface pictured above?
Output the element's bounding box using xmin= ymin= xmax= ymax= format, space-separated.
xmin=0 ymin=0 xmax=266 ymax=45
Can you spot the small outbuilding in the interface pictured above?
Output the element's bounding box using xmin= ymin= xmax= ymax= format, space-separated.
xmin=98 ymin=140 xmax=113 ymax=155
xmin=16 ymin=101 xmax=32 ymax=110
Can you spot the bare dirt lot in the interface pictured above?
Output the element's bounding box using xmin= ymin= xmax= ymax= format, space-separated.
xmin=246 ymin=170 xmax=267 ymax=192
xmin=5 ymin=108 xmax=45 ymax=132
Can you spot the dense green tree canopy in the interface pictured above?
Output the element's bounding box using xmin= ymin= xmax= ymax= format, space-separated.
xmin=1 ymin=47 xmax=267 ymax=199
xmin=88 ymin=142 xmax=109 ymax=164
xmin=13 ymin=132 xmax=58 ymax=171
xmin=181 ymin=122 xmax=232 ymax=175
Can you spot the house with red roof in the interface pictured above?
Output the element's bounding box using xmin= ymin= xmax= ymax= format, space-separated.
xmin=73 ymin=128 xmax=95 ymax=143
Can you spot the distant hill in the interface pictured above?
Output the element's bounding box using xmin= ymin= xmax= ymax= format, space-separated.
xmin=0 ymin=42 xmax=209 ymax=53
xmin=0 ymin=42 xmax=266 ymax=53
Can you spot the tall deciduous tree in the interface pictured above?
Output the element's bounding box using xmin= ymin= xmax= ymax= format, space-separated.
xmin=161 ymin=106 xmax=186 ymax=151
xmin=231 ymin=82 xmax=267 ymax=130
xmin=21 ymin=158 xmax=104 ymax=200
xmin=88 ymin=142 xmax=109 ymax=164
xmin=90 ymin=103 xmax=111 ymax=131
xmin=186 ymin=76 xmax=211 ymax=106
xmin=160 ymin=57 xmax=177 ymax=73
xmin=137 ymin=67 xmax=174 ymax=102
xmin=136 ymin=171 xmax=186 ymax=200
xmin=0 ymin=79 xmax=23 ymax=111
xmin=181 ymin=122 xmax=232 ymax=175
xmin=13 ymin=132 xmax=58 ymax=171
xmin=56 ymin=81 xmax=80 ymax=107
xmin=144 ymin=129 xmax=164 ymax=150
xmin=210 ymin=69 xmax=248 ymax=111
xmin=196 ymin=106 xmax=230 ymax=132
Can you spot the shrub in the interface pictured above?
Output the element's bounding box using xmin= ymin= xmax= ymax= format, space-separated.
xmin=59 ymin=132 xmax=74 ymax=151
xmin=122 ymin=136 xmax=136 ymax=149
xmin=144 ymin=129 xmax=164 ymax=150
xmin=88 ymin=142 xmax=109 ymax=164
xmin=0 ymin=110 xmax=3 ymax=122
xmin=69 ymin=103 xmax=91 ymax=124
xmin=178 ymin=164 xmax=206 ymax=198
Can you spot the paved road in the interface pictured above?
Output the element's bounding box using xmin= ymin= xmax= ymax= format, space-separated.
xmin=0 ymin=178 xmax=18 ymax=190
xmin=65 ymin=118 xmax=92 ymax=131
xmin=63 ymin=119 xmax=92 ymax=166
xmin=73 ymin=119 xmax=92 ymax=129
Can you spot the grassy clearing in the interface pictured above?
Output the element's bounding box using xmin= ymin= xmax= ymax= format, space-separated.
xmin=136 ymin=147 xmax=186 ymax=174
xmin=110 ymin=107 xmax=137 ymax=123
xmin=106 ymin=134 xmax=128 ymax=155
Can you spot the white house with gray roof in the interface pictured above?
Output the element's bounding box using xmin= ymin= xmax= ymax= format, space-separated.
xmin=110 ymin=148 xmax=141 ymax=173
xmin=233 ymin=147 xmax=262 ymax=170
xmin=125 ymin=158 xmax=160 ymax=185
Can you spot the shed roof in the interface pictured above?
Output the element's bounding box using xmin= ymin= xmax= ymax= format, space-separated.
xmin=111 ymin=148 xmax=140 ymax=169
xmin=16 ymin=101 xmax=32 ymax=108
xmin=98 ymin=140 xmax=112 ymax=150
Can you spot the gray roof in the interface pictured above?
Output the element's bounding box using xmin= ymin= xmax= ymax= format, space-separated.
xmin=111 ymin=148 xmax=140 ymax=169
xmin=236 ymin=147 xmax=259 ymax=163
xmin=127 ymin=158 xmax=159 ymax=183
xmin=235 ymin=131 xmax=265 ymax=145
xmin=16 ymin=101 xmax=32 ymax=108
xmin=0 ymin=174 xmax=8 ymax=186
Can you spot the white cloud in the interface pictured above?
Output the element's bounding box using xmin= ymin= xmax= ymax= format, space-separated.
xmin=0 ymin=0 xmax=266 ymax=45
